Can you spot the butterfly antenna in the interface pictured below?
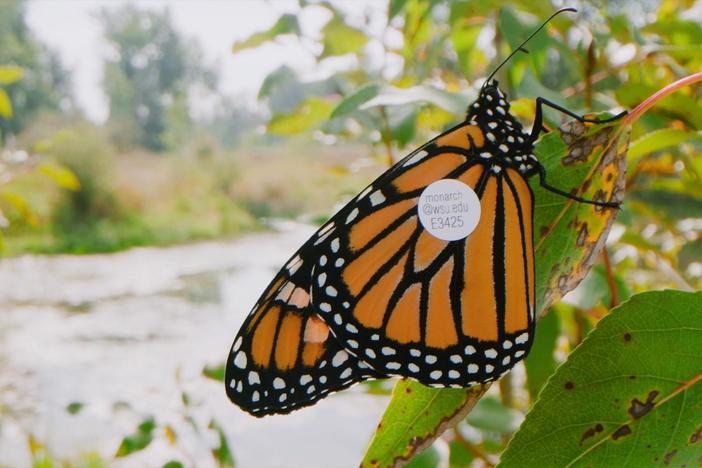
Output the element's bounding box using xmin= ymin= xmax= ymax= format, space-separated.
xmin=483 ymin=7 xmax=577 ymax=87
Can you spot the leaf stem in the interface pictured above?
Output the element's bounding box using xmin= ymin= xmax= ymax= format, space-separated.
xmin=624 ymin=71 xmax=702 ymax=125
xmin=453 ymin=427 xmax=497 ymax=467
xmin=601 ymin=248 xmax=619 ymax=308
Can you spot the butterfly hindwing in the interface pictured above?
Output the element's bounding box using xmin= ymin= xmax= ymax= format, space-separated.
xmin=225 ymin=242 xmax=385 ymax=417
xmin=310 ymin=121 xmax=536 ymax=387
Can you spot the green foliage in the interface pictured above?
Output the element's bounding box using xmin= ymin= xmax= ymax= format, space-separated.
xmin=100 ymin=5 xmax=216 ymax=151
xmin=0 ymin=0 xmax=72 ymax=141
xmin=115 ymin=417 xmax=157 ymax=457
xmin=500 ymin=290 xmax=702 ymax=466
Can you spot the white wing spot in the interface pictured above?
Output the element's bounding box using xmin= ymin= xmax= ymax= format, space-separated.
xmin=464 ymin=345 xmax=476 ymax=355
xmin=410 ymin=349 xmax=421 ymax=357
xmin=365 ymin=349 xmax=376 ymax=359
xmin=331 ymin=238 xmax=340 ymax=253
xmin=234 ymin=351 xmax=247 ymax=369
xmin=333 ymin=313 xmax=342 ymax=324
xmin=491 ymin=166 xmax=502 ymax=174
xmin=342 ymin=301 xmax=350 ymax=309
xmin=480 ymin=152 xmax=492 ymax=159
xmin=252 ymin=391 xmax=260 ymax=402
xmin=279 ymin=393 xmax=287 ymax=402
xmin=430 ymin=370 xmax=442 ymax=380
xmin=381 ymin=346 xmax=396 ymax=356
xmin=307 ymin=385 xmax=316 ymax=394
xmin=319 ymin=302 xmax=331 ymax=313
xmin=485 ymin=364 xmax=495 ymax=373
xmin=317 ymin=273 xmax=327 ymax=287
xmin=496 ymin=107 xmax=506 ymax=115
xmin=319 ymin=255 xmax=327 ymax=266
xmin=386 ymin=362 xmax=401 ymax=370
xmin=487 ymin=132 xmax=496 ymax=142
xmin=484 ymin=348 xmax=498 ymax=359
xmin=449 ymin=370 xmax=460 ymax=379
xmin=450 ymin=354 xmax=462 ymax=364
xmin=325 ymin=286 xmax=337 ymax=297
xmin=319 ymin=376 xmax=328 ymax=384
xmin=236 ymin=381 xmax=243 ymax=393
xmin=515 ymin=350 xmax=525 ymax=358
xmin=340 ymin=368 xmax=352 ymax=379
xmin=467 ymin=364 xmax=478 ymax=374
xmin=273 ymin=377 xmax=286 ymax=389
xmin=369 ymin=190 xmax=386 ymax=207
xmin=503 ymin=340 xmax=513 ymax=350
xmin=346 ymin=208 xmax=359 ymax=224
xmin=515 ymin=332 xmax=529 ymax=344
xmin=232 ymin=337 xmax=242 ymax=352
xmin=371 ymin=334 xmax=380 ymax=341
xmin=488 ymin=121 xmax=498 ymax=129
xmin=402 ymin=150 xmax=428 ymax=167
xmin=229 ymin=378 xmax=236 ymax=389
xmin=300 ymin=375 xmax=313 ymax=385
xmin=408 ymin=363 xmax=420 ymax=373
xmin=348 ymin=339 xmax=359 ymax=349
xmin=502 ymin=356 xmax=511 ymax=365
xmin=487 ymin=109 xmax=494 ymax=116
xmin=357 ymin=185 xmax=373 ymax=200
xmin=346 ymin=323 xmax=358 ymax=333
xmin=499 ymin=144 xmax=509 ymax=152
xmin=248 ymin=371 xmax=260 ymax=385
xmin=332 ymin=351 xmax=349 ymax=368
xmin=425 ymin=355 xmax=437 ymax=364
xmin=335 ymin=258 xmax=345 ymax=267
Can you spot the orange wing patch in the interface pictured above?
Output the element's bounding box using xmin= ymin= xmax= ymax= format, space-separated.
xmin=425 ymin=257 xmax=459 ymax=348
xmin=251 ymin=305 xmax=281 ymax=366
xmin=436 ymin=124 xmax=485 ymax=148
xmin=354 ymin=251 xmax=409 ymax=328
xmin=385 ymin=284 xmax=422 ymax=343
xmin=275 ymin=313 xmax=302 ymax=370
xmin=349 ymin=199 xmax=416 ymax=251
xmin=461 ymin=177 xmax=498 ymax=341
xmin=503 ymin=178 xmax=529 ymax=334
xmin=392 ymin=153 xmax=465 ymax=193
xmin=507 ymin=169 xmax=535 ymax=313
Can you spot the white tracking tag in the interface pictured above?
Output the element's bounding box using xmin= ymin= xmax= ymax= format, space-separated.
xmin=417 ymin=179 xmax=481 ymax=241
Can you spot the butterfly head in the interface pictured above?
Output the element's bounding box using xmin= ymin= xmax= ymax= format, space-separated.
xmin=466 ymin=80 xmax=538 ymax=175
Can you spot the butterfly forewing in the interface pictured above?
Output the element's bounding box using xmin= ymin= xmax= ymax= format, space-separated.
xmin=225 ymin=243 xmax=384 ymax=417
xmin=310 ymin=122 xmax=536 ymax=387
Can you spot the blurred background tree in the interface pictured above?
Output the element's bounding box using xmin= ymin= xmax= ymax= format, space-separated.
xmin=0 ymin=0 xmax=72 ymax=143
xmin=100 ymin=5 xmax=218 ymax=152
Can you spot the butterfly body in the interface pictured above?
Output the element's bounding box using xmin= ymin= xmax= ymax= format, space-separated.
xmin=309 ymin=82 xmax=536 ymax=388
xmin=225 ymin=10 xmax=624 ymax=417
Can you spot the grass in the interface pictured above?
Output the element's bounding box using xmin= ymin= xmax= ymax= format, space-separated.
xmin=2 ymin=128 xmax=385 ymax=255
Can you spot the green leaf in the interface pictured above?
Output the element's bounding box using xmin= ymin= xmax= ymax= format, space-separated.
xmin=361 ymin=85 xmax=472 ymax=116
xmin=500 ymin=290 xmax=702 ymax=467
xmin=162 ymin=462 xmax=184 ymax=468
xmin=465 ymin=397 xmax=523 ymax=433
xmin=362 ymin=114 xmax=630 ymax=466
xmin=66 ymin=402 xmax=84 ymax=415
xmin=0 ymin=88 xmax=13 ymax=118
xmin=388 ymin=0 xmax=408 ymax=20
xmin=0 ymin=65 xmax=23 ymax=85
xmin=115 ymin=417 xmax=157 ymax=457
xmin=209 ymin=419 xmax=235 ymax=468
xmin=320 ymin=17 xmax=368 ymax=58
xmin=232 ymin=14 xmax=300 ymax=53
xmin=38 ymin=163 xmax=81 ymax=191
xmin=202 ymin=362 xmax=225 ymax=382
xmin=524 ymin=308 xmax=560 ymax=402
xmin=267 ymin=97 xmax=334 ymax=135
xmin=362 ymin=380 xmax=483 ymax=467
xmin=405 ymin=445 xmax=441 ymax=468
xmin=330 ymin=84 xmax=381 ymax=119
xmin=628 ymin=128 xmax=702 ymax=162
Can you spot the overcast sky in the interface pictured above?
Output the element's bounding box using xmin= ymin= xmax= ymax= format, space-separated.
xmin=25 ymin=0 xmax=381 ymax=122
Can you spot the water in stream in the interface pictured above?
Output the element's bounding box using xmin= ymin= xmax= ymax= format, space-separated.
xmin=0 ymin=222 xmax=389 ymax=467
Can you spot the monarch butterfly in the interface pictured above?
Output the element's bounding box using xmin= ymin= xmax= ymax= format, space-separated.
xmin=225 ymin=8 xmax=624 ymax=417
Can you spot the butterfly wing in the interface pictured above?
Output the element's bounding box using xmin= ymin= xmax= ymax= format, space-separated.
xmin=225 ymin=242 xmax=385 ymax=417
xmin=310 ymin=122 xmax=536 ymax=387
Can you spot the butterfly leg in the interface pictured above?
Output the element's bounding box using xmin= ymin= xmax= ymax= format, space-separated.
xmin=530 ymin=97 xmax=628 ymax=140
xmin=536 ymin=163 xmax=620 ymax=208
